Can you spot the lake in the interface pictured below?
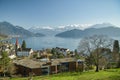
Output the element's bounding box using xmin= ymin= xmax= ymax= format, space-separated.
xmin=6 ymin=36 xmax=120 ymax=51
xmin=7 ymin=36 xmax=81 ymax=51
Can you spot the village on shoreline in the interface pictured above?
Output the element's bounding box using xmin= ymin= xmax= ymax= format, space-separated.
xmin=0 ymin=38 xmax=84 ymax=77
xmin=0 ymin=35 xmax=120 ymax=79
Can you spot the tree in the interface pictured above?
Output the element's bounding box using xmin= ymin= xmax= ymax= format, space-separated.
xmin=0 ymin=51 xmax=10 ymax=77
xmin=21 ymin=40 xmax=26 ymax=49
xmin=51 ymin=48 xmax=65 ymax=58
xmin=74 ymin=49 xmax=78 ymax=57
xmin=113 ymin=40 xmax=119 ymax=53
xmin=45 ymin=49 xmax=52 ymax=59
xmin=113 ymin=40 xmax=120 ymax=67
xmin=78 ymin=35 xmax=113 ymax=72
xmin=74 ymin=49 xmax=78 ymax=55
xmin=92 ymin=48 xmax=111 ymax=70
xmin=51 ymin=48 xmax=57 ymax=58
xmin=74 ymin=49 xmax=81 ymax=59
xmin=85 ymin=54 xmax=94 ymax=70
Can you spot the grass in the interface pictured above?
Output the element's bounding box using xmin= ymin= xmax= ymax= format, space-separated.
xmin=8 ymin=68 xmax=120 ymax=80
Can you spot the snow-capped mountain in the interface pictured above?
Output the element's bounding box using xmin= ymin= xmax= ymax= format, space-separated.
xmin=30 ymin=26 xmax=54 ymax=30
xmin=28 ymin=24 xmax=92 ymax=35
xmin=28 ymin=26 xmax=59 ymax=36
xmin=28 ymin=23 xmax=115 ymax=36
xmin=56 ymin=24 xmax=93 ymax=31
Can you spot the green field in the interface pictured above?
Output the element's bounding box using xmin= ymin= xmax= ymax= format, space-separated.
xmin=6 ymin=68 xmax=120 ymax=80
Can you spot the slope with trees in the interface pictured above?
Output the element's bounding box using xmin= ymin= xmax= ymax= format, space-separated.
xmin=78 ymin=35 xmax=113 ymax=72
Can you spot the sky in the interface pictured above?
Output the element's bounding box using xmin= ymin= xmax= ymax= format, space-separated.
xmin=0 ymin=0 xmax=120 ymax=29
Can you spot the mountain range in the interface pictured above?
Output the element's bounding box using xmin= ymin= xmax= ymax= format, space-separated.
xmin=0 ymin=21 xmax=120 ymax=38
xmin=0 ymin=21 xmax=45 ymax=37
xmin=28 ymin=24 xmax=93 ymax=36
xmin=55 ymin=26 xmax=120 ymax=38
xmin=29 ymin=23 xmax=120 ymax=38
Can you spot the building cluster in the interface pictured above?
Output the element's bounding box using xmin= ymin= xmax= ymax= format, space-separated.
xmin=14 ymin=58 xmax=83 ymax=76
xmin=0 ymin=38 xmax=84 ymax=77
xmin=0 ymin=41 xmax=15 ymax=59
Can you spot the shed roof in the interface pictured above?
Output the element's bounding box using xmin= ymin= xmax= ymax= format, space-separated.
xmin=14 ymin=58 xmax=83 ymax=68
xmin=14 ymin=59 xmax=45 ymax=69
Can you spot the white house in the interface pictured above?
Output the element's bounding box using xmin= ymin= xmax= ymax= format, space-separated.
xmin=16 ymin=48 xmax=33 ymax=57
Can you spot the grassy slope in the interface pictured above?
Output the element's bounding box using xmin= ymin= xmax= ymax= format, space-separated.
xmin=10 ymin=69 xmax=120 ymax=80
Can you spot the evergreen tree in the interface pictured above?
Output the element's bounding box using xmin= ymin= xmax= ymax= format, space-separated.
xmin=74 ymin=49 xmax=78 ymax=55
xmin=51 ymin=48 xmax=57 ymax=58
xmin=113 ymin=40 xmax=119 ymax=53
xmin=21 ymin=40 xmax=26 ymax=49
xmin=113 ymin=40 xmax=120 ymax=67
xmin=0 ymin=51 xmax=10 ymax=77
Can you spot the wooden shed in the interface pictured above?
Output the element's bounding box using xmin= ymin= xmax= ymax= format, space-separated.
xmin=14 ymin=59 xmax=45 ymax=76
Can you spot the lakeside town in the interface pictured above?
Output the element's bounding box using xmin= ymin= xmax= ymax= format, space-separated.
xmin=0 ymin=38 xmax=84 ymax=78
xmin=1 ymin=34 xmax=120 ymax=80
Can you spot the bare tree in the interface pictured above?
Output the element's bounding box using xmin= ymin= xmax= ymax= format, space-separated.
xmin=78 ymin=35 xmax=113 ymax=72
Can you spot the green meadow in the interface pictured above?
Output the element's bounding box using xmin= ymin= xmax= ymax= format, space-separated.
xmin=7 ymin=68 xmax=120 ymax=80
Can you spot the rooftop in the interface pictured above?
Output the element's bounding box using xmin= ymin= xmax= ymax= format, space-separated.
xmin=14 ymin=59 xmax=46 ymax=69
xmin=17 ymin=48 xmax=32 ymax=51
xmin=14 ymin=58 xmax=83 ymax=68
